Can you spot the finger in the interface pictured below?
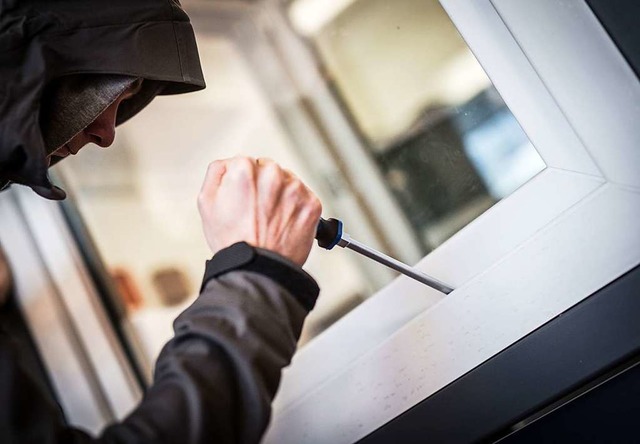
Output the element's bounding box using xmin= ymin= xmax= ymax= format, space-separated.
xmin=281 ymin=167 xmax=300 ymax=184
xmin=299 ymin=193 xmax=322 ymax=225
xmin=283 ymin=180 xmax=311 ymax=226
xmin=289 ymin=182 xmax=322 ymax=226
xmin=257 ymin=161 xmax=284 ymax=208
xmin=205 ymin=160 xmax=227 ymax=185
xmin=257 ymin=162 xmax=286 ymax=242
xmin=224 ymin=156 xmax=257 ymax=184
xmin=215 ymin=158 xmax=258 ymax=223
xmin=199 ymin=160 xmax=227 ymax=199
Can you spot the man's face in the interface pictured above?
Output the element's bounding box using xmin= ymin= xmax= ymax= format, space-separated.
xmin=49 ymin=79 xmax=143 ymax=160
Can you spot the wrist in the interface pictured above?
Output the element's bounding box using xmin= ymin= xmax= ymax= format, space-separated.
xmin=201 ymin=242 xmax=319 ymax=311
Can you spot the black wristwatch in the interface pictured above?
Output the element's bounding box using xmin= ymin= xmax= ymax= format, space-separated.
xmin=200 ymin=242 xmax=319 ymax=311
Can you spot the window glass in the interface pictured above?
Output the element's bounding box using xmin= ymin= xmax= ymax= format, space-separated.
xmin=289 ymin=0 xmax=545 ymax=252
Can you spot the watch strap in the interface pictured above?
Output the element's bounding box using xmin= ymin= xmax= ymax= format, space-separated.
xmin=201 ymin=242 xmax=319 ymax=311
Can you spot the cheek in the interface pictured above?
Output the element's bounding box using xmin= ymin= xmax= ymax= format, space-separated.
xmin=94 ymin=100 xmax=120 ymax=127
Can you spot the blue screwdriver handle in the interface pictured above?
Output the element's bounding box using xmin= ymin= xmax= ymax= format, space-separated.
xmin=315 ymin=218 xmax=343 ymax=250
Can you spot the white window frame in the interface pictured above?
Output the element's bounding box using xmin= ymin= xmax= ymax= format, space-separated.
xmin=264 ymin=1 xmax=640 ymax=442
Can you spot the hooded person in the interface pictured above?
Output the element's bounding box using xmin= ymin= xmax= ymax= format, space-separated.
xmin=0 ymin=1 xmax=322 ymax=443
xmin=0 ymin=0 xmax=205 ymax=198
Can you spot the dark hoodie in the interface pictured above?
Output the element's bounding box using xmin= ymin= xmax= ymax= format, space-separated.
xmin=0 ymin=0 xmax=205 ymax=199
xmin=0 ymin=1 xmax=319 ymax=443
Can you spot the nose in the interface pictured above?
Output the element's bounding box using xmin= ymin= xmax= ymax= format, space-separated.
xmin=84 ymin=100 xmax=119 ymax=148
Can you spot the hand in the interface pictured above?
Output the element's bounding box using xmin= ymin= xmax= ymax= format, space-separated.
xmin=198 ymin=157 xmax=322 ymax=267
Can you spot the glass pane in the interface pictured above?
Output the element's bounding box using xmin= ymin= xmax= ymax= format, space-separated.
xmin=289 ymin=0 xmax=545 ymax=253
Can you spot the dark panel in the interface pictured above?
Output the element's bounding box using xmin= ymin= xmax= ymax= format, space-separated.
xmin=501 ymin=361 xmax=640 ymax=444
xmin=0 ymin=296 xmax=60 ymax=412
xmin=375 ymin=88 xmax=503 ymax=254
xmin=587 ymin=0 xmax=640 ymax=79
xmin=358 ymin=265 xmax=640 ymax=444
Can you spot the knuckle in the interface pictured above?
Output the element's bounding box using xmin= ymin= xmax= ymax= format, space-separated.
xmin=204 ymin=160 xmax=226 ymax=186
xmin=305 ymin=198 xmax=322 ymax=220
xmin=285 ymin=181 xmax=303 ymax=198
xmin=207 ymin=159 xmax=223 ymax=172
xmin=294 ymin=180 xmax=306 ymax=193
xmin=237 ymin=157 xmax=255 ymax=174
xmin=226 ymin=157 xmax=251 ymax=178
xmin=270 ymin=171 xmax=284 ymax=189
xmin=206 ymin=162 xmax=214 ymax=173
xmin=264 ymin=161 xmax=281 ymax=178
xmin=312 ymin=197 xmax=323 ymax=215
xmin=196 ymin=192 xmax=207 ymax=212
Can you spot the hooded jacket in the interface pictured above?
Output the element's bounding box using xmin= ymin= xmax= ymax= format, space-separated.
xmin=0 ymin=0 xmax=205 ymax=199
xmin=0 ymin=2 xmax=319 ymax=443
xmin=1 ymin=243 xmax=319 ymax=444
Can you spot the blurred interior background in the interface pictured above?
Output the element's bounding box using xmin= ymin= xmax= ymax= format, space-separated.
xmin=53 ymin=0 xmax=544 ymax=371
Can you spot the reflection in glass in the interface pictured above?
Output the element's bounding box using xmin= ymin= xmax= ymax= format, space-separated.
xmin=290 ymin=0 xmax=545 ymax=253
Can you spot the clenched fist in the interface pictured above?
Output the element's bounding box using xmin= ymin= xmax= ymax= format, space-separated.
xmin=198 ymin=157 xmax=322 ymax=267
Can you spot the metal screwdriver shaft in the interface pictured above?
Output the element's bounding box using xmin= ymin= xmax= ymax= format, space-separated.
xmin=315 ymin=218 xmax=454 ymax=295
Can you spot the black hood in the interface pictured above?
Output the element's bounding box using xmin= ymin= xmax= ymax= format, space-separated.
xmin=0 ymin=0 xmax=205 ymax=200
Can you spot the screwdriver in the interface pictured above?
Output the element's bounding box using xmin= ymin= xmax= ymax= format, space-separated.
xmin=315 ymin=218 xmax=454 ymax=295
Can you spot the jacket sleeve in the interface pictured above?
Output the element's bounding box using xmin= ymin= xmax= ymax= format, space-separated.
xmin=102 ymin=243 xmax=319 ymax=444
xmin=1 ymin=243 xmax=319 ymax=444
